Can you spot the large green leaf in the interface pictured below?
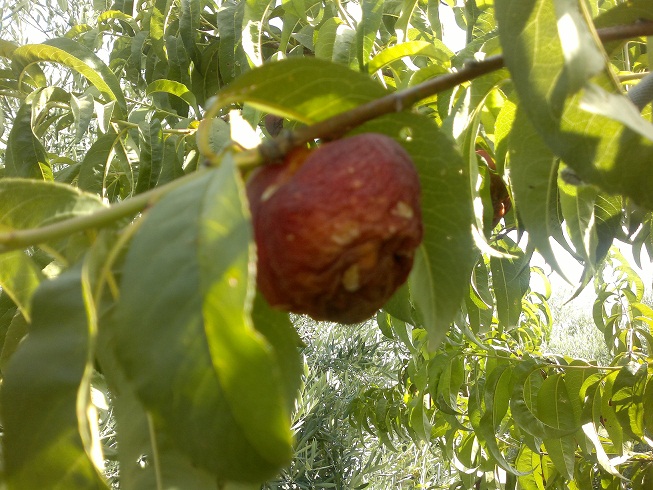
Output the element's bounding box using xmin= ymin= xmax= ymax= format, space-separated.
xmin=354 ymin=113 xmax=476 ymax=347
xmin=111 ymin=157 xmax=297 ymax=483
xmin=507 ymin=106 xmax=569 ymax=277
xmin=1 ymin=267 xmax=107 ymax=489
xmin=496 ymin=0 xmax=653 ymax=210
xmin=538 ymin=374 xmax=578 ymax=480
xmin=12 ymin=38 xmax=127 ymax=115
xmin=207 ymin=57 xmax=387 ymax=123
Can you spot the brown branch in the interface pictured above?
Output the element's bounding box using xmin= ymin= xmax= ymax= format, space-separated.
xmin=259 ymin=20 xmax=653 ymax=162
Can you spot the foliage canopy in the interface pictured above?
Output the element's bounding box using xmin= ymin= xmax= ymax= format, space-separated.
xmin=1 ymin=0 xmax=653 ymax=488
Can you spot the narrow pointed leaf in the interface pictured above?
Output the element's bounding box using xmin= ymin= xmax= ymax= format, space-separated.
xmin=1 ymin=267 xmax=107 ymax=489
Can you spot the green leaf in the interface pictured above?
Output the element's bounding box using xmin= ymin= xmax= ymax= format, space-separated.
xmin=581 ymin=378 xmax=623 ymax=477
xmin=70 ymin=92 xmax=95 ymax=143
xmin=515 ymin=445 xmax=545 ymax=490
xmin=490 ymin=237 xmax=530 ymax=329
xmin=12 ymin=38 xmax=127 ymax=115
xmin=111 ymin=158 xmax=296 ymax=483
xmin=564 ymin=361 xmax=600 ymax=425
xmin=0 ymin=178 xmax=105 ymax=232
xmin=496 ymin=0 xmax=653 ymax=210
xmin=242 ymin=0 xmax=273 ymax=67
xmin=217 ymin=2 xmax=247 ymax=85
xmin=508 ymin=106 xmax=569 ymax=278
xmin=135 ymin=119 xmax=164 ymax=194
xmin=180 ymin=0 xmax=201 ymax=65
xmin=5 ymin=102 xmax=51 ymax=180
xmin=0 ymin=252 xmax=42 ymax=322
xmin=511 ymin=360 xmax=577 ymax=439
xmin=611 ymin=362 xmax=647 ymax=441
xmin=472 ymin=364 xmax=527 ymax=476
xmin=357 ymin=0 xmax=384 ymax=70
xmin=538 ymin=374 xmax=577 ymax=480
xmin=558 ymin=167 xmax=599 ymax=268
xmin=368 ymin=40 xmax=453 ymax=74
xmin=315 ymin=17 xmax=343 ymax=60
xmin=78 ymin=131 xmax=123 ymax=197
xmin=1 ymin=267 xmax=107 ymax=489
xmin=208 ymin=57 xmax=387 ymax=123
xmin=146 ymin=79 xmax=200 ymax=117
xmin=601 ymin=370 xmax=624 ymax=453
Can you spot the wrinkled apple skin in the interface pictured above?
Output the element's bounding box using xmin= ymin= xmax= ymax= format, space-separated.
xmin=247 ymin=133 xmax=423 ymax=324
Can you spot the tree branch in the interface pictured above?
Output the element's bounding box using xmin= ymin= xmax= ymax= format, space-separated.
xmin=260 ymin=21 xmax=653 ymax=161
xmin=2 ymin=21 xmax=653 ymax=253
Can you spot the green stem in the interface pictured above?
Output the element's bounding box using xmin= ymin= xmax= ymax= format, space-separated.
xmin=0 ymin=168 xmax=208 ymax=253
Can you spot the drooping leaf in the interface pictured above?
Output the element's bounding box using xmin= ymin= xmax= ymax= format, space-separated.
xmin=70 ymin=92 xmax=95 ymax=143
xmin=496 ymin=0 xmax=653 ymax=210
xmin=111 ymin=157 xmax=297 ymax=483
xmin=12 ymin=38 xmax=127 ymax=115
xmin=0 ymin=251 xmax=42 ymax=322
xmin=146 ymin=79 xmax=200 ymax=117
xmin=1 ymin=266 xmax=108 ymax=489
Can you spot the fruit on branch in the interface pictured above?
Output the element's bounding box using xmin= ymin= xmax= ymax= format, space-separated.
xmin=476 ymin=149 xmax=511 ymax=227
xmin=247 ymin=133 xmax=423 ymax=324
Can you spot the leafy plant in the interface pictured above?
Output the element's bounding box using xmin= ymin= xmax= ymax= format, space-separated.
xmin=1 ymin=0 xmax=653 ymax=489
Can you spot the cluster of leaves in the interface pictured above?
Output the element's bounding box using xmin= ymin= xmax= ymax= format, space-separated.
xmin=1 ymin=0 xmax=653 ymax=489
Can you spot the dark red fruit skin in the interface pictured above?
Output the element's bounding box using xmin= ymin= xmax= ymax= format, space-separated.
xmin=247 ymin=133 xmax=423 ymax=324
xmin=476 ymin=149 xmax=512 ymax=227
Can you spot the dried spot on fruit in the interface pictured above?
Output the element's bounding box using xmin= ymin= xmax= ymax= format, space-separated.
xmin=247 ymin=133 xmax=423 ymax=324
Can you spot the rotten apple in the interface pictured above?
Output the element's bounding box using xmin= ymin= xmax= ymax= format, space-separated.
xmin=247 ymin=133 xmax=423 ymax=324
